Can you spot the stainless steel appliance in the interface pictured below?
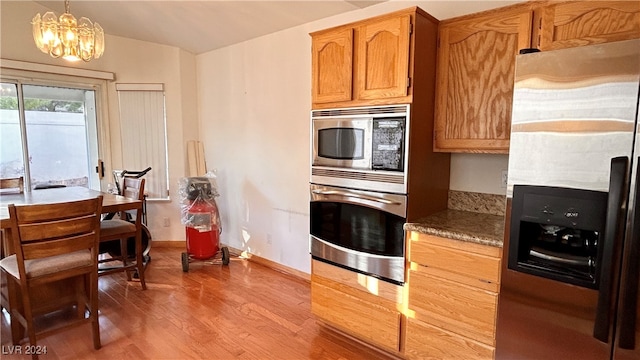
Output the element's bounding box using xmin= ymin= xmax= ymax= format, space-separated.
xmin=311 ymin=104 xmax=409 ymax=194
xmin=496 ymin=39 xmax=640 ymax=359
xmin=309 ymin=183 xmax=406 ymax=284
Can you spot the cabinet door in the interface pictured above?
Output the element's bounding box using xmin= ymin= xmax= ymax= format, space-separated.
xmin=538 ymin=1 xmax=640 ymax=51
xmin=434 ymin=9 xmax=533 ymax=153
xmin=311 ymin=28 xmax=353 ymax=104
xmin=356 ymin=14 xmax=411 ymax=100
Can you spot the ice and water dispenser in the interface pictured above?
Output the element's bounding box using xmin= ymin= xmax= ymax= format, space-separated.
xmin=509 ymin=185 xmax=608 ymax=289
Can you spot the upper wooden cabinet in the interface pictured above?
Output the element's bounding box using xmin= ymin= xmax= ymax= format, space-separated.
xmin=311 ymin=28 xmax=353 ymax=104
xmin=356 ymin=15 xmax=411 ymax=100
xmin=537 ymin=1 xmax=640 ymax=51
xmin=434 ymin=5 xmax=533 ymax=153
xmin=434 ymin=1 xmax=640 ymax=154
xmin=311 ymin=8 xmax=437 ymax=109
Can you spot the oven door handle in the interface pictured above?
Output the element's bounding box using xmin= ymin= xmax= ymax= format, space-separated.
xmin=311 ymin=189 xmax=401 ymax=205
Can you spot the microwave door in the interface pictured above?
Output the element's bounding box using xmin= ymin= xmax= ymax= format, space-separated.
xmin=312 ymin=118 xmax=372 ymax=169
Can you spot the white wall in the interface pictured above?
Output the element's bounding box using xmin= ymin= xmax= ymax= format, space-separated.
xmin=0 ymin=1 xmax=198 ymax=242
xmin=196 ymin=1 xmax=521 ymax=274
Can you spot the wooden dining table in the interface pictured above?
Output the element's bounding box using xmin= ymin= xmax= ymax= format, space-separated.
xmin=1 ymin=186 xmax=141 ymax=226
xmin=1 ymin=186 xmax=141 ymax=255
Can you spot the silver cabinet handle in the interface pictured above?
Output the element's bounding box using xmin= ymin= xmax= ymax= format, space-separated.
xmin=311 ymin=189 xmax=400 ymax=205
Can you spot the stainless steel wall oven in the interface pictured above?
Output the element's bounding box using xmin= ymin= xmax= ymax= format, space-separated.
xmin=309 ymin=184 xmax=406 ymax=284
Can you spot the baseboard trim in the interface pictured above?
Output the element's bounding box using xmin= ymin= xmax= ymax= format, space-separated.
xmin=151 ymin=240 xmax=186 ymax=248
xmin=150 ymin=241 xmax=310 ymax=282
xmin=227 ymin=246 xmax=310 ymax=283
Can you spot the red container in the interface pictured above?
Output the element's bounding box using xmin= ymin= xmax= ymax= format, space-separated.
xmin=185 ymin=199 xmax=220 ymax=260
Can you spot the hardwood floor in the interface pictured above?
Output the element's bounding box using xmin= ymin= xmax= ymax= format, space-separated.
xmin=1 ymin=247 xmax=393 ymax=359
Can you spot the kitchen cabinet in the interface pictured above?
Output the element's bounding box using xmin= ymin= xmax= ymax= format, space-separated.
xmin=310 ymin=260 xmax=403 ymax=354
xmin=310 ymin=28 xmax=353 ymax=104
xmin=310 ymin=7 xmax=438 ymax=109
xmin=356 ymin=14 xmax=411 ymax=101
xmin=537 ymin=1 xmax=640 ymax=51
xmin=404 ymin=231 xmax=502 ymax=360
xmin=433 ymin=3 xmax=533 ymax=154
xmin=434 ymin=1 xmax=640 ymax=154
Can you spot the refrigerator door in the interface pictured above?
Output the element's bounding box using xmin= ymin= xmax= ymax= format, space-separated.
xmin=506 ymin=39 xmax=639 ymax=196
xmin=614 ymin=154 xmax=640 ymax=360
xmin=497 ymin=39 xmax=640 ymax=360
xmin=613 ymin=77 xmax=640 ymax=358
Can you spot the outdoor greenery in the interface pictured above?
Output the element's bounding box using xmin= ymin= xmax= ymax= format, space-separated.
xmin=0 ymin=97 xmax=83 ymax=113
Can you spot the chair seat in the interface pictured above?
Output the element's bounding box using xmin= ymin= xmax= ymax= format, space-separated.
xmin=0 ymin=250 xmax=92 ymax=279
xmin=100 ymin=219 xmax=136 ymax=238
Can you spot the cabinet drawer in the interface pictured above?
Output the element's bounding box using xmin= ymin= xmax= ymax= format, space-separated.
xmin=312 ymin=259 xmax=403 ymax=304
xmin=408 ymin=232 xmax=501 ymax=287
xmin=311 ymin=281 xmax=400 ymax=352
xmin=408 ymin=269 xmax=498 ymax=345
xmin=405 ymin=317 xmax=494 ymax=360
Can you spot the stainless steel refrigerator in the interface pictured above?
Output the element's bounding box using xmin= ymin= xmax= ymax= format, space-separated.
xmin=496 ymin=39 xmax=640 ymax=359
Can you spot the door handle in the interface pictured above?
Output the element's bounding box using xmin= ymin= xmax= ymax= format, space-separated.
xmin=95 ymin=159 xmax=105 ymax=178
xmin=594 ymin=156 xmax=628 ymax=342
xmin=617 ymin=157 xmax=640 ymax=350
xmin=311 ymin=189 xmax=400 ymax=205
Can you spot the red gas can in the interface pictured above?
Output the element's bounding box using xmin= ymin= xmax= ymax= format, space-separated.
xmin=185 ymin=198 xmax=220 ymax=260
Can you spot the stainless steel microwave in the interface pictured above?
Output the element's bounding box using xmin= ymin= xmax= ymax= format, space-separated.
xmin=310 ymin=104 xmax=410 ymax=193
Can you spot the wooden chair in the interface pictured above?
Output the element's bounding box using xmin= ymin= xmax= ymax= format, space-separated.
xmin=98 ymin=177 xmax=146 ymax=289
xmin=0 ymin=196 xmax=103 ymax=359
xmin=0 ymin=177 xmax=24 ymax=194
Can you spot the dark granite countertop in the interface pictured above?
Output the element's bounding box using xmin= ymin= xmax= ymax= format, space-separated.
xmin=404 ymin=209 xmax=506 ymax=248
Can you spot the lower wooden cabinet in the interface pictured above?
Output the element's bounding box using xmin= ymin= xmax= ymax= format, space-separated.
xmin=404 ymin=231 xmax=502 ymax=359
xmin=405 ymin=317 xmax=495 ymax=360
xmin=310 ymin=260 xmax=403 ymax=353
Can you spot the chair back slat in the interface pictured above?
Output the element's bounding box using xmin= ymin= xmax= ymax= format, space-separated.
xmin=22 ymin=232 xmax=97 ymax=260
xmin=121 ymin=178 xmax=145 ymax=220
xmin=17 ymin=215 xmax=98 ymax=243
xmin=0 ymin=177 xmax=24 ymax=194
xmin=122 ymin=178 xmax=144 ymax=200
xmin=13 ymin=200 xmax=101 ymax=223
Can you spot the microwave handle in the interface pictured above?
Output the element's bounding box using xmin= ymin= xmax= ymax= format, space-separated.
xmin=311 ymin=189 xmax=401 ymax=205
xmin=594 ymin=156 xmax=628 ymax=342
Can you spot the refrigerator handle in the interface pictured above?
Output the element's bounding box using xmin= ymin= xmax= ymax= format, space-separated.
xmin=594 ymin=156 xmax=628 ymax=342
xmin=618 ymin=156 xmax=640 ymax=350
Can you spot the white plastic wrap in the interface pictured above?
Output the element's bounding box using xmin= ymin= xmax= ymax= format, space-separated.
xmin=179 ymin=173 xmax=221 ymax=233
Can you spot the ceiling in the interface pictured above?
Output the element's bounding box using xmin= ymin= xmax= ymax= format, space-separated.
xmin=33 ymin=1 xmax=385 ymax=54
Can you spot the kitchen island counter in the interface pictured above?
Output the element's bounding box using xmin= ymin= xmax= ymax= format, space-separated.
xmin=404 ymin=208 xmax=505 ymax=248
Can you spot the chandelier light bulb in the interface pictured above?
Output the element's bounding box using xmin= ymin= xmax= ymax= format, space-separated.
xmin=31 ymin=0 xmax=105 ymax=62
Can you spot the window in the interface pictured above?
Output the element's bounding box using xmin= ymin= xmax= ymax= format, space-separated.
xmin=116 ymin=83 xmax=169 ymax=200
xmin=0 ymin=81 xmax=101 ymax=190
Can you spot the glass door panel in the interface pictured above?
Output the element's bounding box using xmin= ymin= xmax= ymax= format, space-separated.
xmin=0 ymin=83 xmax=25 ymax=179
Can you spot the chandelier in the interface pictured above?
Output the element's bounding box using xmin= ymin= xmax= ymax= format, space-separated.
xmin=31 ymin=0 xmax=104 ymax=62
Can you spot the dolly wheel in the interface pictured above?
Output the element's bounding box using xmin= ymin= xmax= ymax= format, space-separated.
xmin=181 ymin=252 xmax=189 ymax=272
xmin=222 ymin=247 xmax=230 ymax=265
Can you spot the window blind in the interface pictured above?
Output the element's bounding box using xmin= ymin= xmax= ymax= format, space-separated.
xmin=116 ymin=84 xmax=168 ymax=199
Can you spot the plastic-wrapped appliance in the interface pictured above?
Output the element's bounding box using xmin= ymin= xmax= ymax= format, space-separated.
xmin=179 ymin=175 xmax=229 ymax=271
